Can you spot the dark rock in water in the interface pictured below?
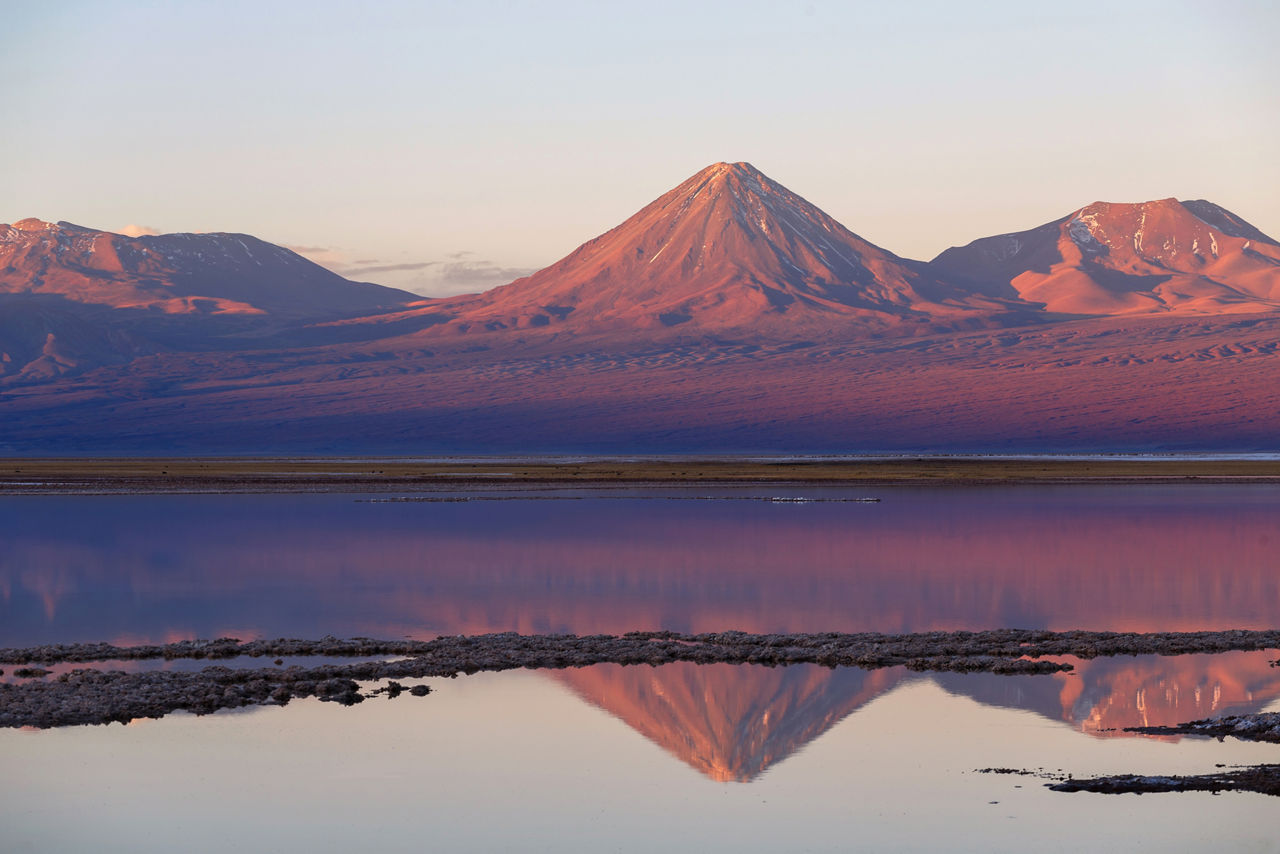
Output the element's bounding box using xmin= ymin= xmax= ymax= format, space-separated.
xmin=409 ymin=685 xmax=430 ymax=697
xmin=1049 ymin=765 xmax=1280 ymax=797
xmin=1126 ymin=712 xmax=1280 ymax=744
xmin=13 ymin=667 xmax=50 ymax=678
xmin=317 ymin=678 xmax=363 ymax=706
xmin=2 ymin=628 xmax=1277 ymax=730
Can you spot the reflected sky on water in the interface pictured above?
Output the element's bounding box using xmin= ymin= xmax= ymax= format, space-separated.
xmin=3 ymin=484 xmax=1278 ymax=645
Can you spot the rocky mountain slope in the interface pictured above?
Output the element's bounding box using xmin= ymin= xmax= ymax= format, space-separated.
xmin=930 ymin=199 xmax=1280 ymax=316
xmin=0 ymin=218 xmax=416 ymax=381
xmin=2 ymin=164 xmax=1277 ymax=452
xmin=344 ymin=162 xmax=1036 ymax=340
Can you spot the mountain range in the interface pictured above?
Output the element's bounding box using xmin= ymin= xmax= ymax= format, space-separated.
xmin=2 ymin=162 xmax=1278 ymax=452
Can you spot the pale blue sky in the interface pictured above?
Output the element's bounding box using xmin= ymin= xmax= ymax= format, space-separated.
xmin=3 ymin=0 xmax=1277 ymax=296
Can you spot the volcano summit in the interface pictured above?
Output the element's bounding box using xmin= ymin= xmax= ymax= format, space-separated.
xmin=368 ymin=162 xmax=1033 ymax=339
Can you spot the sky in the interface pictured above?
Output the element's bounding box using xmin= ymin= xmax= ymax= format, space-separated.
xmin=3 ymin=0 xmax=1277 ymax=297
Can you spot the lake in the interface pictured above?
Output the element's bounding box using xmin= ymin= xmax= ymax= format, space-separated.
xmin=2 ymin=483 xmax=1279 ymax=851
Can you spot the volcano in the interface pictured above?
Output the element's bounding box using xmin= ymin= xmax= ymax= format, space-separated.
xmin=387 ymin=162 xmax=1031 ymax=339
xmin=930 ymin=199 xmax=1280 ymax=316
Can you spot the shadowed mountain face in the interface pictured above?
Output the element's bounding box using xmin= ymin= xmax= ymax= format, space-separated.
xmin=931 ymin=199 xmax=1280 ymax=316
xmin=348 ymin=162 xmax=1033 ymax=339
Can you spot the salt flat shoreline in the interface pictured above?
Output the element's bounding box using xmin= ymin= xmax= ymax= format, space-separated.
xmin=4 ymin=629 xmax=1279 ymax=729
xmin=3 ymin=457 xmax=1280 ymax=493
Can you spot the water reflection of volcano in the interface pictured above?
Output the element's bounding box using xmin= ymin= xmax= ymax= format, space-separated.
xmin=4 ymin=487 xmax=1280 ymax=774
xmin=555 ymin=651 xmax=1280 ymax=781
xmin=554 ymin=663 xmax=902 ymax=782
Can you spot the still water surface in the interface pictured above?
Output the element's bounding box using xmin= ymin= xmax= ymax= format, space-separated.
xmin=2 ymin=484 xmax=1279 ymax=851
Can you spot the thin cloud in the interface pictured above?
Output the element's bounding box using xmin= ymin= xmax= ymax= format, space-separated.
xmin=279 ymin=244 xmax=538 ymax=296
xmin=333 ymin=252 xmax=539 ymax=296
xmin=434 ymin=260 xmax=537 ymax=288
xmin=341 ymin=261 xmax=440 ymax=277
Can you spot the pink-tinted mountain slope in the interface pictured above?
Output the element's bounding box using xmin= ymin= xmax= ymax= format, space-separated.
xmin=0 ymin=218 xmax=415 ymax=318
xmin=0 ymin=218 xmax=417 ymax=381
xmin=356 ymin=162 xmax=1032 ymax=339
xmin=931 ymin=199 xmax=1280 ymax=316
xmin=3 ymin=164 xmax=1279 ymax=450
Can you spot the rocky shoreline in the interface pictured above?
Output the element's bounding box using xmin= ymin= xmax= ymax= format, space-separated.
xmin=981 ymin=764 xmax=1280 ymax=798
xmin=1048 ymin=765 xmax=1280 ymax=797
xmin=4 ymin=629 xmax=1280 ymax=729
xmin=1125 ymin=712 xmax=1280 ymax=744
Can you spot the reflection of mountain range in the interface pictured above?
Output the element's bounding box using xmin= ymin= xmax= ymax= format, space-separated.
xmin=553 ymin=652 xmax=1280 ymax=781
xmin=936 ymin=651 xmax=1280 ymax=739
xmin=9 ymin=639 xmax=1270 ymax=783
xmin=4 ymin=488 xmax=1280 ymax=777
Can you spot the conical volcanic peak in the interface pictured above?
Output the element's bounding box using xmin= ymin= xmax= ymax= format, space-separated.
xmin=408 ymin=162 xmax=1029 ymax=338
xmin=931 ymin=199 xmax=1280 ymax=316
